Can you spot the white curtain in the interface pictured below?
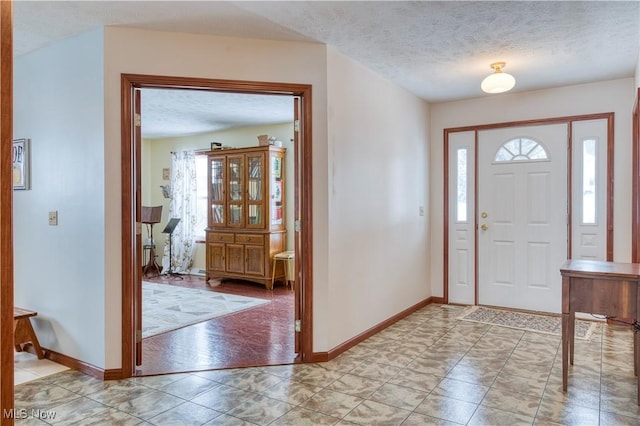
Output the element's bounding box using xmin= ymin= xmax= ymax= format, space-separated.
xmin=162 ymin=151 xmax=198 ymax=274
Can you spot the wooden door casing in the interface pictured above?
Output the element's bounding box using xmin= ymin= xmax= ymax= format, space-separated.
xmin=0 ymin=0 xmax=13 ymax=420
xmin=633 ymin=88 xmax=640 ymax=262
xmin=134 ymin=89 xmax=143 ymax=366
xmin=121 ymin=74 xmax=314 ymax=376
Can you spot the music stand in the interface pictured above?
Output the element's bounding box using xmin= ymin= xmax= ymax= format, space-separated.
xmin=162 ymin=218 xmax=183 ymax=279
xmin=141 ymin=206 xmax=163 ymax=277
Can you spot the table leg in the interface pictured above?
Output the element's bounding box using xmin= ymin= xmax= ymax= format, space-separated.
xmin=562 ymin=312 xmax=568 ymax=392
xmin=284 ymin=260 xmax=291 ymax=290
xmin=635 ymin=330 xmax=638 ymax=377
xmin=270 ymin=258 xmax=277 ymax=290
xmin=569 ymin=311 xmax=575 ymax=365
xmin=636 ymin=330 xmax=640 ymax=405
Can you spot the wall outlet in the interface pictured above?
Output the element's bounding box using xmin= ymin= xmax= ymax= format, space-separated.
xmin=48 ymin=211 xmax=58 ymax=226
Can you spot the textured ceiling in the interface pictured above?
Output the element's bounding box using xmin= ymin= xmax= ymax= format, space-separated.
xmin=13 ymin=1 xmax=640 ymax=138
xmin=141 ymin=90 xmax=294 ymax=139
xmin=241 ymin=1 xmax=639 ymax=101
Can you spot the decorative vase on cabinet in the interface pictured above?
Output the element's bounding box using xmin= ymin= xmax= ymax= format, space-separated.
xmin=206 ymin=145 xmax=286 ymax=288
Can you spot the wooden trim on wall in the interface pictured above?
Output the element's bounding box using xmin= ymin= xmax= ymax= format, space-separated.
xmin=445 ymin=113 xmax=613 ymax=133
xmin=633 ymin=89 xmax=640 ymax=262
xmin=567 ymin=123 xmax=573 ymax=258
xmin=315 ymin=297 xmax=439 ymax=362
xmin=443 ymin=112 xmax=615 ymax=305
xmin=0 ymin=1 xmax=13 ymax=423
xmin=606 ymin=114 xmax=615 ymax=261
xmin=299 ymin=94 xmax=314 ymax=362
xmin=20 ymin=346 xmax=122 ymax=381
xmin=442 ymin=129 xmax=449 ymax=304
xmin=120 ymin=75 xmax=135 ymax=378
xmin=121 ymin=74 xmax=314 ymax=376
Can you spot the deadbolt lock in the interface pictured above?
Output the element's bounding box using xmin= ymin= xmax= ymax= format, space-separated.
xmin=481 ymin=212 xmax=488 ymax=218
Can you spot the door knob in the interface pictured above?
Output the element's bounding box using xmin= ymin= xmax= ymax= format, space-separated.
xmin=481 ymin=224 xmax=489 ymax=231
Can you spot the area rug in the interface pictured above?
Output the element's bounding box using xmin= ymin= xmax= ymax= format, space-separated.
xmin=142 ymin=282 xmax=269 ymax=338
xmin=457 ymin=306 xmax=598 ymax=340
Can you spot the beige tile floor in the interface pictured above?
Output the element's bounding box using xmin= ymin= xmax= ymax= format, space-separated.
xmin=12 ymin=304 xmax=640 ymax=425
xmin=14 ymin=351 xmax=69 ymax=385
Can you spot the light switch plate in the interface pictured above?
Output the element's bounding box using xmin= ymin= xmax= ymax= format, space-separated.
xmin=48 ymin=211 xmax=58 ymax=226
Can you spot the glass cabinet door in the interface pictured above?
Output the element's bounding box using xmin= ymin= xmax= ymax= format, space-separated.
xmin=246 ymin=153 xmax=264 ymax=228
xmin=209 ymin=157 xmax=225 ymax=226
xmin=270 ymin=153 xmax=284 ymax=228
xmin=227 ymin=155 xmax=244 ymax=227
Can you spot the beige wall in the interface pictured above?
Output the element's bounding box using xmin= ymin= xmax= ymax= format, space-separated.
xmin=13 ymin=29 xmax=106 ymax=367
xmin=143 ymin=122 xmax=295 ymax=273
xmin=430 ymin=78 xmax=635 ymax=298
xmin=326 ymin=47 xmax=431 ymax=348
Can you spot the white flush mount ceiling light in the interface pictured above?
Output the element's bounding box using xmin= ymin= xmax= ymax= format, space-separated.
xmin=481 ymin=62 xmax=516 ymax=94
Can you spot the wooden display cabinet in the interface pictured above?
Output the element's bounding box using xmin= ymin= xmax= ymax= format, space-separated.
xmin=205 ymin=146 xmax=286 ymax=288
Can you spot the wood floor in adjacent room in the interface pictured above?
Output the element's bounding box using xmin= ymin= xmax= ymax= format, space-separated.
xmin=136 ymin=274 xmax=296 ymax=376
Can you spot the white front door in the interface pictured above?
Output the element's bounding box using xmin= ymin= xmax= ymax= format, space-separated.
xmin=477 ymin=124 xmax=568 ymax=313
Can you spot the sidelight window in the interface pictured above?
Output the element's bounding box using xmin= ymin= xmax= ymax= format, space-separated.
xmin=456 ymin=148 xmax=468 ymax=222
xmin=582 ymin=139 xmax=597 ymax=224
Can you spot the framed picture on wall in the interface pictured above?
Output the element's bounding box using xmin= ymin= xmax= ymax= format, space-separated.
xmin=12 ymin=138 xmax=30 ymax=190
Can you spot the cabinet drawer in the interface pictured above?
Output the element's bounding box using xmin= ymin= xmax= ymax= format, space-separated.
xmin=207 ymin=232 xmax=234 ymax=243
xmin=235 ymin=234 xmax=264 ymax=245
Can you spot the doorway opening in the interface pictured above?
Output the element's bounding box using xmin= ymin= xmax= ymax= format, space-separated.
xmin=121 ymin=75 xmax=314 ymax=378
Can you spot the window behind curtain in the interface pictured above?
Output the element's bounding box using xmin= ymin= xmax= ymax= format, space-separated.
xmin=195 ymin=154 xmax=208 ymax=241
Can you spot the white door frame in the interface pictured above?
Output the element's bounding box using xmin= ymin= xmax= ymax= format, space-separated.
xmin=443 ymin=113 xmax=614 ymax=306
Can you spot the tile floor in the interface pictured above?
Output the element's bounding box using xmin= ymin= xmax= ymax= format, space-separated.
xmin=13 ymin=304 xmax=640 ymax=425
xmin=14 ymin=351 xmax=69 ymax=386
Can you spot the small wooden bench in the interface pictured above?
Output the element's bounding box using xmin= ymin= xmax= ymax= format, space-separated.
xmin=14 ymin=307 xmax=44 ymax=359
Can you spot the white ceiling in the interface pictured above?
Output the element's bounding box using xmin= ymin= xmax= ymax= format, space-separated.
xmin=140 ymin=89 xmax=294 ymax=139
xmin=13 ymin=1 xmax=640 ymax=138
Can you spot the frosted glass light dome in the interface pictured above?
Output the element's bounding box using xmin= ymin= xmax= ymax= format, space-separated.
xmin=481 ymin=62 xmax=516 ymax=94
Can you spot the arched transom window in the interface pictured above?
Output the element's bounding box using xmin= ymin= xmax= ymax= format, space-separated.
xmin=494 ymin=137 xmax=549 ymax=162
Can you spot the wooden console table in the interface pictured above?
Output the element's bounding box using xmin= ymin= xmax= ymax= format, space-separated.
xmin=560 ymin=259 xmax=640 ymax=404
